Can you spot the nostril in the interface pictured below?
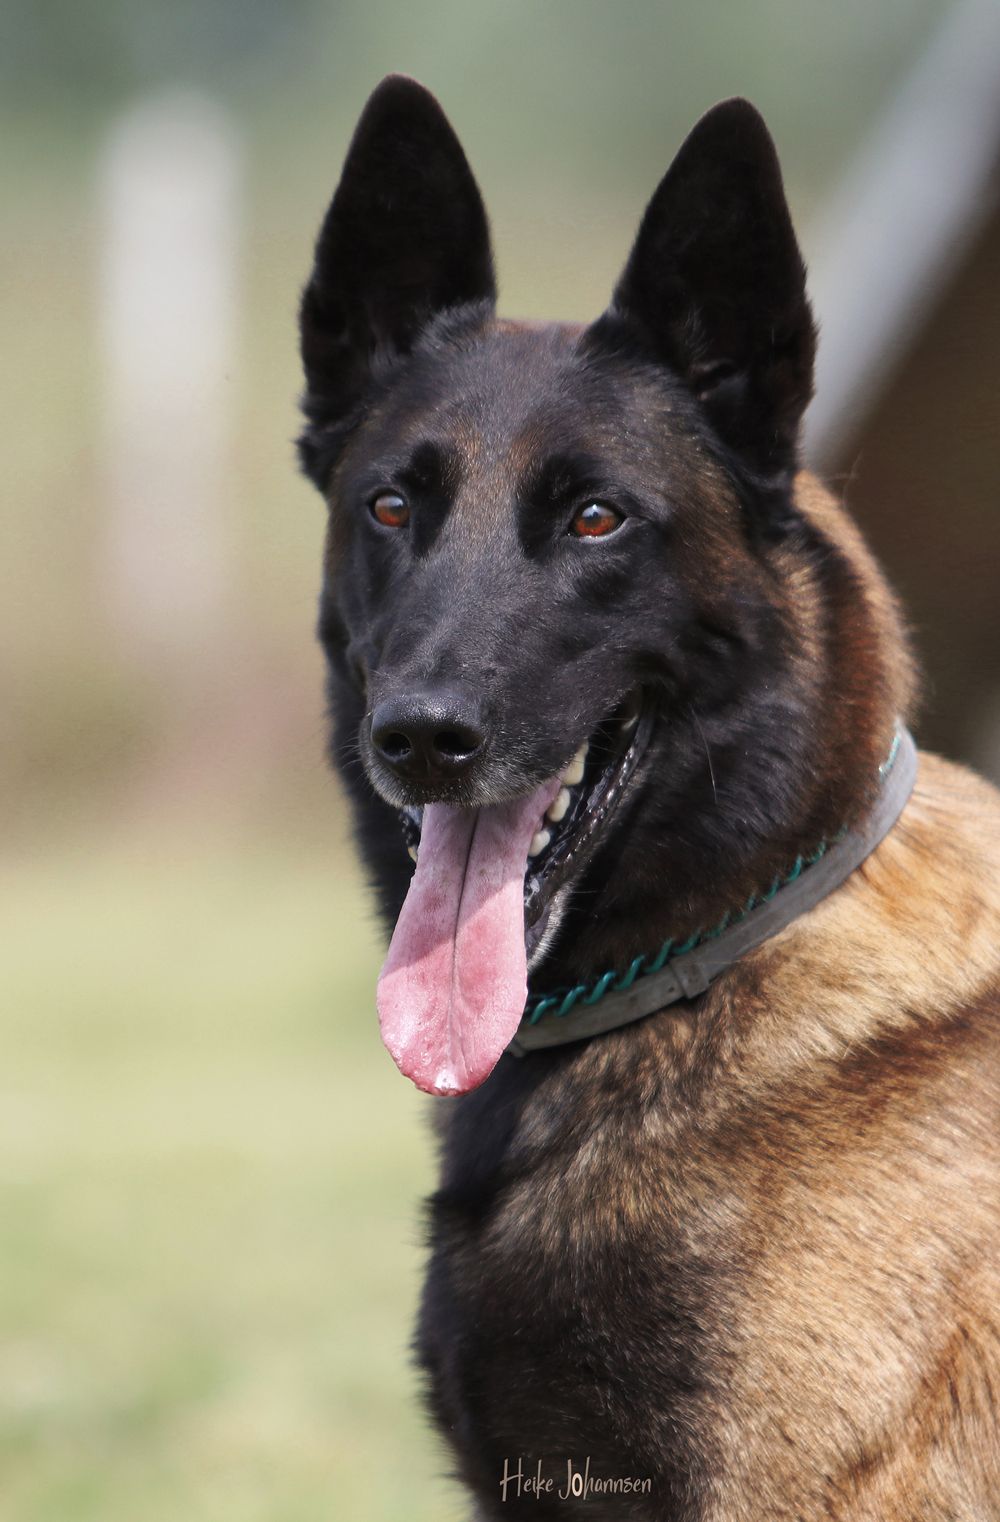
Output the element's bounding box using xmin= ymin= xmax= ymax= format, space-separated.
xmin=433 ymin=727 xmax=482 ymax=760
xmin=379 ymin=730 xmax=412 ymax=762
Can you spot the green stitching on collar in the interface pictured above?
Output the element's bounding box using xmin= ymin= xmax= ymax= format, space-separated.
xmin=524 ymin=837 xmax=833 ymax=1027
xmin=522 ymin=738 xmax=899 ymax=1031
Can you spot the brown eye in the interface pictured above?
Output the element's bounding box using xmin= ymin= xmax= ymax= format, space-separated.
xmin=370 ymin=491 xmax=410 ymax=528
xmin=570 ymin=502 xmax=623 ymax=538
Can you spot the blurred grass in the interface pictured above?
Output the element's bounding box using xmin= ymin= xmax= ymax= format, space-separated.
xmin=0 ymin=841 xmax=464 ymax=1522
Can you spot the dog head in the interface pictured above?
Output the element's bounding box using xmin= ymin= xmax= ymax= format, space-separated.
xmin=298 ymin=77 xmax=912 ymax=1094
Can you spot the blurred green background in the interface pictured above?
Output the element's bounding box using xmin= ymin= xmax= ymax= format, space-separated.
xmin=3 ymin=1 xmax=998 ymax=1518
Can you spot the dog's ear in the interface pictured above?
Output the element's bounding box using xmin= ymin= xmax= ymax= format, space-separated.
xmin=598 ymin=99 xmax=815 ymax=486
xmin=299 ymin=75 xmax=495 ymax=482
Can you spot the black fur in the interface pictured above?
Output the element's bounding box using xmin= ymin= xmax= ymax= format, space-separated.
xmin=607 ymin=99 xmax=816 ymax=494
xmin=299 ymin=74 xmax=494 ymax=485
xmin=298 ymin=80 xmax=898 ymax=1519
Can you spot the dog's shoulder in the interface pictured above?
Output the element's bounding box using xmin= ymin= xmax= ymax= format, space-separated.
xmin=743 ymin=745 xmax=1000 ymax=1088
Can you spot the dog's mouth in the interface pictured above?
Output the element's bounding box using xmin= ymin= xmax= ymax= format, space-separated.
xmin=377 ymin=690 xmax=652 ymax=1097
xmin=398 ymin=689 xmax=651 ymax=946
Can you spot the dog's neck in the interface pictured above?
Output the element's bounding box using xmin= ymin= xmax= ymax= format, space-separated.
xmin=513 ymin=725 xmax=917 ymax=1055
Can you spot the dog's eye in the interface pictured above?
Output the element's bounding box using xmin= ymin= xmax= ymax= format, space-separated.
xmin=570 ymin=502 xmax=624 ymax=538
xmin=370 ymin=491 xmax=410 ymax=529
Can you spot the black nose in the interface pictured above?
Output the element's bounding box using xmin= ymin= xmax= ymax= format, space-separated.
xmin=370 ymin=688 xmax=487 ymax=785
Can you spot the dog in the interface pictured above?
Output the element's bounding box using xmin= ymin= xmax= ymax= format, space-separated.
xmin=297 ymin=76 xmax=1000 ymax=1520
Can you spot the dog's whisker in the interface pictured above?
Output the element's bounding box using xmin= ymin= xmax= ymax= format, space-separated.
xmin=690 ymin=707 xmax=718 ymax=806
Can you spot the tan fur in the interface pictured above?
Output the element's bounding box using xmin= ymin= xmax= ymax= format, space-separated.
xmin=709 ymin=749 xmax=1000 ymax=1519
xmin=486 ymin=748 xmax=1000 ymax=1517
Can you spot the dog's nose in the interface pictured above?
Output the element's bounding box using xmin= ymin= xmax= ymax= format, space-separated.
xmin=370 ymin=689 xmax=486 ymax=784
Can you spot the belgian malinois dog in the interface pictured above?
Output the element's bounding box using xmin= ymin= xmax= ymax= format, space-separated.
xmin=297 ymin=76 xmax=1000 ymax=1520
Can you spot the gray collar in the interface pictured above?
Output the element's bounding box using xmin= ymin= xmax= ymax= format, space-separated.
xmin=508 ymin=726 xmax=918 ymax=1057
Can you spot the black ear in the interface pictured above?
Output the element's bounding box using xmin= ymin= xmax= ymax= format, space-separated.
xmin=601 ymin=99 xmax=815 ymax=485
xmin=299 ymin=75 xmax=495 ymax=483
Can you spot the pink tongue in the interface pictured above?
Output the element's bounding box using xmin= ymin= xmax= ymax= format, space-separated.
xmin=377 ymin=778 xmax=562 ymax=1096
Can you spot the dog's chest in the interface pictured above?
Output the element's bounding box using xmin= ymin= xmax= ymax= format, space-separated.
xmin=416 ymin=1094 xmax=729 ymax=1519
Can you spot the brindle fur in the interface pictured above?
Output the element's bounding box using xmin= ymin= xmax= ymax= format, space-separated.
xmin=297 ymin=77 xmax=1000 ymax=1519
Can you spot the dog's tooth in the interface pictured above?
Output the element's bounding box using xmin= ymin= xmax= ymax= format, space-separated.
xmin=547 ymin=788 xmax=571 ymax=823
xmin=562 ymin=744 xmax=588 ymax=786
xmin=407 ymin=845 xmax=418 ymax=863
xmin=528 ymin=828 xmax=551 ymax=858
xmin=621 ymin=712 xmax=638 ymax=733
